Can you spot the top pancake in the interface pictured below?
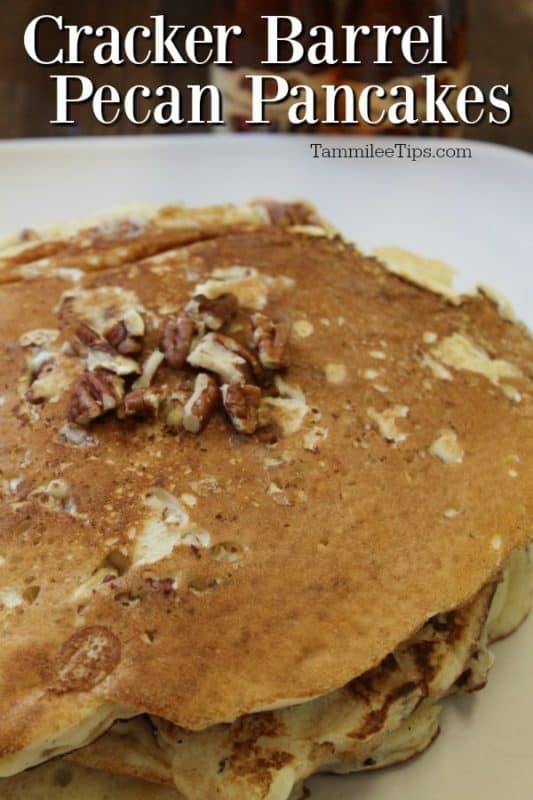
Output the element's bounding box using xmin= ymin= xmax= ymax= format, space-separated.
xmin=0 ymin=201 xmax=531 ymax=770
xmin=0 ymin=200 xmax=322 ymax=285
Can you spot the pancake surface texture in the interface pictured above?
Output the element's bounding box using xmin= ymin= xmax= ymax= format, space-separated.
xmin=0 ymin=200 xmax=531 ymax=780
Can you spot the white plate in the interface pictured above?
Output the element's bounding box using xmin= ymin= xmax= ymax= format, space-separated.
xmin=0 ymin=135 xmax=531 ymax=799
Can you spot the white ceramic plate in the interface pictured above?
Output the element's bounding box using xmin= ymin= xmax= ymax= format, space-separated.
xmin=0 ymin=135 xmax=531 ymax=799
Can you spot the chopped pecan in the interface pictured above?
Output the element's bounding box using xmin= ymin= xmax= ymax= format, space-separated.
xmin=106 ymin=321 xmax=138 ymax=354
xmin=27 ymin=350 xmax=55 ymax=381
xmin=231 ymin=314 xmax=256 ymax=351
xmin=212 ymin=333 xmax=263 ymax=379
xmin=131 ymin=349 xmax=164 ymax=390
xmin=184 ymin=293 xmax=238 ymax=331
xmin=161 ymin=316 xmax=196 ymax=369
xmin=75 ymin=323 xmax=102 ymax=348
xmin=106 ymin=309 xmax=144 ymax=355
xmin=221 ymin=383 xmax=261 ymax=434
xmin=122 ymin=386 xmax=166 ymax=418
xmin=251 ymin=313 xmax=290 ymax=369
xmin=73 ymin=323 xmax=141 ymax=379
xmin=187 ymin=332 xmax=259 ymax=385
xmin=86 ymin=349 xmax=141 ymax=376
xmin=122 ymin=308 xmax=145 ymax=336
xmin=168 ymin=374 xmax=195 ymax=404
xmin=91 ymin=369 xmax=124 ymax=411
xmin=162 ymin=394 xmax=185 ymax=432
xmin=26 ymin=358 xmax=56 ymax=403
xmin=183 ymin=373 xmax=220 ymax=433
xmin=160 ymin=375 xmax=196 ymax=431
xmin=72 ymin=322 xmax=114 ymax=356
xmin=69 ymin=369 xmax=124 ymax=425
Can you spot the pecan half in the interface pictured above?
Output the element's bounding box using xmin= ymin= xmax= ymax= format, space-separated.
xmin=183 ymin=373 xmax=220 ymax=433
xmin=69 ymin=369 xmax=125 ymax=425
xmin=68 ymin=380 xmax=104 ymax=425
xmin=161 ymin=316 xmax=196 ymax=369
xmin=187 ymin=332 xmax=263 ymax=386
xmin=106 ymin=321 xmax=139 ymax=354
xmin=184 ymin=293 xmax=238 ymax=331
xmin=221 ymin=383 xmax=261 ymax=434
xmin=211 ymin=333 xmax=263 ymax=379
xmin=251 ymin=313 xmax=290 ymax=369
xmin=106 ymin=309 xmax=144 ymax=355
xmin=122 ymin=386 xmax=166 ymax=418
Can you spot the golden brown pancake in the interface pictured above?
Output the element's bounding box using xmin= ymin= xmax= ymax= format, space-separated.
xmin=0 ymin=200 xmax=324 ymax=285
xmin=67 ymin=717 xmax=174 ymax=788
xmin=61 ymin=547 xmax=530 ymax=799
xmin=0 ymin=201 xmax=531 ymax=781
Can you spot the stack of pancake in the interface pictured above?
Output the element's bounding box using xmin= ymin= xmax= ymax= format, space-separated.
xmin=0 ymin=200 xmax=531 ymax=799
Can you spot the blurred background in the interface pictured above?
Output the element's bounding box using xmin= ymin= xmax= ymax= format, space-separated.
xmin=0 ymin=0 xmax=531 ymax=151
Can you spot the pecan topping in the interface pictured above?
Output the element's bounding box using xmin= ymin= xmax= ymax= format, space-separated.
xmin=105 ymin=314 xmax=144 ymax=358
xmin=73 ymin=323 xmax=114 ymax=356
xmin=211 ymin=333 xmax=263 ymax=379
xmin=75 ymin=323 xmax=102 ymax=348
xmin=106 ymin=309 xmax=145 ymax=355
xmin=162 ymin=394 xmax=185 ymax=432
xmin=69 ymin=369 xmax=125 ymax=425
xmin=186 ymin=333 xmax=256 ymax=385
xmin=106 ymin=321 xmax=139 ymax=354
xmin=184 ymin=293 xmax=238 ymax=331
xmin=122 ymin=308 xmax=145 ymax=337
xmin=86 ymin=348 xmax=141 ymax=377
xmin=122 ymin=386 xmax=166 ymax=418
xmin=161 ymin=316 xmax=196 ymax=369
xmin=25 ymin=358 xmax=57 ymax=404
xmin=221 ymin=383 xmax=261 ymax=434
xmin=160 ymin=377 xmax=194 ymax=432
xmin=62 ymin=263 xmax=297 ymax=440
xmin=251 ymin=313 xmax=290 ymax=369
xmin=183 ymin=373 xmax=220 ymax=434
xmin=73 ymin=322 xmax=140 ymax=376
xmin=132 ymin=349 xmax=164 ymax=389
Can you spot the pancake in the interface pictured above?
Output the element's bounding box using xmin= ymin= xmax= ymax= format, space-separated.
xmin=0 ymin=201 xmax=531 ymax=782
xmin=155 ymin=550 xmax=532 ymax=800
xmin=61 ymin=547 xmax=530 ymax=799
xmin=67 ymin=717 xmax=174 ymax=788
xmin=0 ymin=759 xmax=180 ymax=800
xmin=0 ymin=200 xmax=327 ymax=285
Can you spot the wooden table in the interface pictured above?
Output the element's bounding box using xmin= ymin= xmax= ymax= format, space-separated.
xmin=1 ymin=0 xmax=531 ymax=151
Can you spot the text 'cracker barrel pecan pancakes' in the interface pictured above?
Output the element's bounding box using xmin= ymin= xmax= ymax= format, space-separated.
xmin=0 ymin=200 xmax=531 ymax=800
